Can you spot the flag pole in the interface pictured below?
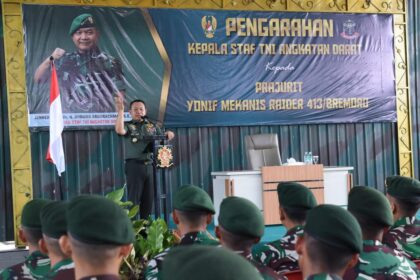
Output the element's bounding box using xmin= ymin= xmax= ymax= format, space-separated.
xmin=46 ymin=55 xmax=66 ymax=180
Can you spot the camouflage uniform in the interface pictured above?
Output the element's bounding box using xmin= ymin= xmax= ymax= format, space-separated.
xmin=383 ymin=216 xmax=420 ymax=260
xmin=44 ymin=258 xmax=75 ymax=280
xmin=252 ymin=225 xmax=302 ymax=273
xmin=55 ymin=47 xmax=125 ymax=113
xmin=144 ymin=231 xmax=219 ymax=280
xmin=0 ymin=251 xmax=50 ymax=280
xmin=240 ymin=250 xmax=287 ymax=280
xmin=306 ymin=274 xmax=342 ymax=280
xmin=344 ymin=240 xmax=419 ymax=280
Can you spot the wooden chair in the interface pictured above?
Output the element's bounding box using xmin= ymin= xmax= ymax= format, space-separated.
xmin=283 ymin=270 xmax=303 ymax=280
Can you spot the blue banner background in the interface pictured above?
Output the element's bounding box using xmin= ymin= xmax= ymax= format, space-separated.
xmin=149 ymin=10 xmax=396 ymax=127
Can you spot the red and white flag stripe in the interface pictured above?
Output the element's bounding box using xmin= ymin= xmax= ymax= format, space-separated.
xmin=46 ymin=63 xmax=65 ymax=176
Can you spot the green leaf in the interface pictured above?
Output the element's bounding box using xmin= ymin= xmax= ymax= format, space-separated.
xmin=106 ymin=187 xmax=125 ymax=202
xmin=133 ymin=220 xmax=146 ymax=233
xmin=147 ymin=220 xmax=165 ymax=255
xmin=133 ymin=239 xmax=142 ymax=256
xmin=118 ymin=201 xmax=133 ymax=208
xmin=115 ymin=190 xmax=175 ymax=279
xmin=128 ymin=205 xmax=139 ymax=219
xmin=138 ymin=238 xmax=149 ymax=257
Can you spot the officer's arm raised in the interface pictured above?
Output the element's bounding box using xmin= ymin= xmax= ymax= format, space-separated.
xmin=115 ymin=93 xmax=127 ymax=135
xmin=34 ymin=48 xmax=65 ymax=83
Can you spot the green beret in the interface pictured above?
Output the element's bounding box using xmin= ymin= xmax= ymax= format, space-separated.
xmin=21 ymin=199 xmax=52 ymax=229
xmin=348 ymin=186 xmax=393 ymax=226
xmin=69 ymin=13 xmax=96 ymax=36
xmin=386 ymin=175 xmax=420 ymax=199
xmin=218 ymin=196 xmax=264 ymax=238
xmin=162 ymin=245 xmax=263 ymax=280
xmin=67 ymin=195 xmax=134 ymax=245
xmin=277 ymin=182 xmax=317 ymax=209
xmin=173 ymin=185 xmax=215 ymax=214
xmin=304 ymin=204 xmax=362 ymax=253
xmin=40 ymin=201 xmax=68 ymax=239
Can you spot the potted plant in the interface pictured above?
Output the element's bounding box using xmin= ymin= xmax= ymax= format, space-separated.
xmin=106 ymin=187 xmax=175 ymax=280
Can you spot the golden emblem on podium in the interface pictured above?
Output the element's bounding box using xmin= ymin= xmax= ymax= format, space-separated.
xmin=156 ymin=145 xmax=173 ymax=168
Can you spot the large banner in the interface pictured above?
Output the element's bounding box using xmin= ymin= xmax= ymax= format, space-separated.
xmin=24 ymin=6 xmax=396 ymax=128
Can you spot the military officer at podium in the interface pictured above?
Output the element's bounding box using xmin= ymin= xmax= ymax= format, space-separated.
xmin=114 ymin=94 xmax=174 ymax=219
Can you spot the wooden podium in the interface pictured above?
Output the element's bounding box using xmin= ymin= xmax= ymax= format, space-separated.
xmin=262 ymin=165 xmax=324 ymax=225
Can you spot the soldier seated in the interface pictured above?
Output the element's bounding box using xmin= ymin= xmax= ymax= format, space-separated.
xmin=344 ymin=186 xmax=419 ymax=279
xmin=161 ymin=245 xmax=264 ymax=280
xmin=0 ymin=199 xmax=52 ymax=279
xmin=216 ymin=196 xmax=284 ymax=280
xmin=59 ymin=195 xmax=134 ymax=280
xmin=145 ymin=184 xmax=218 ymax=280
xmin=383 ymin=176 xmax=420 ymax=260
xmin=296 ymin=204 xmax=362 ymax=279
xmin=252 ymin=182 xmax=317 ymax=273
xmin=39 ymin=201 xmax=75 ymax=280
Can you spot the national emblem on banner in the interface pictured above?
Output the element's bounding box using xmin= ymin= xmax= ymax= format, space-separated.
xmin=341 ymin=20 xmax=360 ymax=40
xmin=156 ymin=145 xmax=174 ymax=168
xmin=201 ymin=15 xmax=217 ymax=38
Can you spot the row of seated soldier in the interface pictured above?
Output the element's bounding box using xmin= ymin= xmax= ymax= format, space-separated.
xmin=0 ymin=175 xmax=419 ymax=280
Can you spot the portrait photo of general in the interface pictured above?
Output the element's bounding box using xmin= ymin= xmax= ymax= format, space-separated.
xmin=24 ymin=6 xmax=166 ymax=128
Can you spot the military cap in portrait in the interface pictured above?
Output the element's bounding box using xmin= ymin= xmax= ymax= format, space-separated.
xmin=69 ymin=13 xmax=96 ymax=36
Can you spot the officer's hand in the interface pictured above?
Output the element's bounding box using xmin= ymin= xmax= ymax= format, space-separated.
xmin=114 ymin=92 xmax=125 ymax=112
xmin=165 ymin=131 xmax=175 ymax=141
xmin=51 ymin=48 xmax=65 ymax=60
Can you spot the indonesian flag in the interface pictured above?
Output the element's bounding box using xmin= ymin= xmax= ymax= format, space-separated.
xmin=46 ymin=62 xmax=65 ymax=176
